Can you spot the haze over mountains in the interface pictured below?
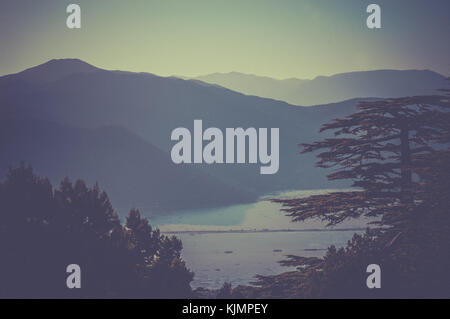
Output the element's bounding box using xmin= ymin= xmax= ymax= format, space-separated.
xmin=1 ymin=59 xmax=447 ymax=214
xmin=0 ymin=117 xmax=254 ymax=212
xmin=193 ymin=70 xmax=448 ymax=106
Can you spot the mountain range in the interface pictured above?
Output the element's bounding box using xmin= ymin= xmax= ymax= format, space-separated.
xmin=1 ymin=59 xmax=447 ymax=215
xmin=193 ymin=70 xmax=448 ymax=106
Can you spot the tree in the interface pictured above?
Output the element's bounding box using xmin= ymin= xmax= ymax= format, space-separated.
xmin=125 ymin=208 xmax=194 ymax=298
xmin=1 ymin=162 xmax=54 ymax=224
xmin=274 ymin=95 xmax=450 ymax=229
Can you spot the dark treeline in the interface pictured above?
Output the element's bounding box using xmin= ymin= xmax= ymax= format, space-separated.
xmin=232 ymin=93 xmax=450 ymax=298
xmin=0 ymin=163 xmax=194 ymax=298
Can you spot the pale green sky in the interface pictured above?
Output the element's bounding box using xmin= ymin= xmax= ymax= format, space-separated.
xmin=1 ymin=0 xmax=449 ymax=79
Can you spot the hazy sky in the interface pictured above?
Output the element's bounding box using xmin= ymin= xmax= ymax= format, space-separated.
xmin=1 ymin=0 xmax=449 ymax=79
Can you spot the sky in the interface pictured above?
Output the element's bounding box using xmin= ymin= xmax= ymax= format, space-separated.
xmin=0 ymin=0 xmax=449 ymax=79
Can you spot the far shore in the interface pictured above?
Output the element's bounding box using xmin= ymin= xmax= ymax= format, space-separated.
xmin=162 ymin=227 xmax=366 ymax=235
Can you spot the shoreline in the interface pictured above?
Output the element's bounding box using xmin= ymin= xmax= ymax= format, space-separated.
xmin=162 ymin=227 xmax=366 ymax=235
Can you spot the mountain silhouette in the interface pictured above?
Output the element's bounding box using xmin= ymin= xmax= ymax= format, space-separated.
xmin=193 ymin=70 xmax=448 ymax=106
xmin=3 ymin=59 xmax=443 ymax=213
xmin=2 ymin=58 xmax=100 ymax=84
xmin=0 ymin=116 xmax=255 ymax=213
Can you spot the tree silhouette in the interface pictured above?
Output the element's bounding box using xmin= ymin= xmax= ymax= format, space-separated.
xmin=0 ymin=164 xmax=193 ymax=298
xmin=274 ymin=95 xmax=450 ymax=229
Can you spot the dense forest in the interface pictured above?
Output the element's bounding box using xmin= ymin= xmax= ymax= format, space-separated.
xmin=231 ymin=92 xmax=450 ymax=298
xmin=0 ymin=163 xmax=194 ymax=298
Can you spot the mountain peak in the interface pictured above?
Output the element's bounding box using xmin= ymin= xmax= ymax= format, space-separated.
xmin=44 ymin=58 xmax=97 ymax=68
xmin=8 ymin=58 xmax=101 ymax=84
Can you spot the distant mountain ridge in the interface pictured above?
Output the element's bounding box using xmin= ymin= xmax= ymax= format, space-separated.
xmin=193 ymin=69 xmax=448 ymax=106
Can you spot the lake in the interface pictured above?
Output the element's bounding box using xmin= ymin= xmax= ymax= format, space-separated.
xmin=147 ymin=189 xmax=369 ymax=290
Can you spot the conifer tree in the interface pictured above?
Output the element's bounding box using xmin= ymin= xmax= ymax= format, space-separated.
xmin=274 ymin=94 xmax=450 ymax=229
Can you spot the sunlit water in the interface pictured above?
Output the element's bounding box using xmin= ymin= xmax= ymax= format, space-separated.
xmin=146 ymin=189 xmax=369 ymax=290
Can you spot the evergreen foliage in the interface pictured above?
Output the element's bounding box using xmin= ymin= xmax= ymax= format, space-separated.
xmin=0 ymin=163 xmax=194 ymax=298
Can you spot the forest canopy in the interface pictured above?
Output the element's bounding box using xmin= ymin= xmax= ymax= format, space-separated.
xmin=0 ymin=163 xmax=194 ymax=298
